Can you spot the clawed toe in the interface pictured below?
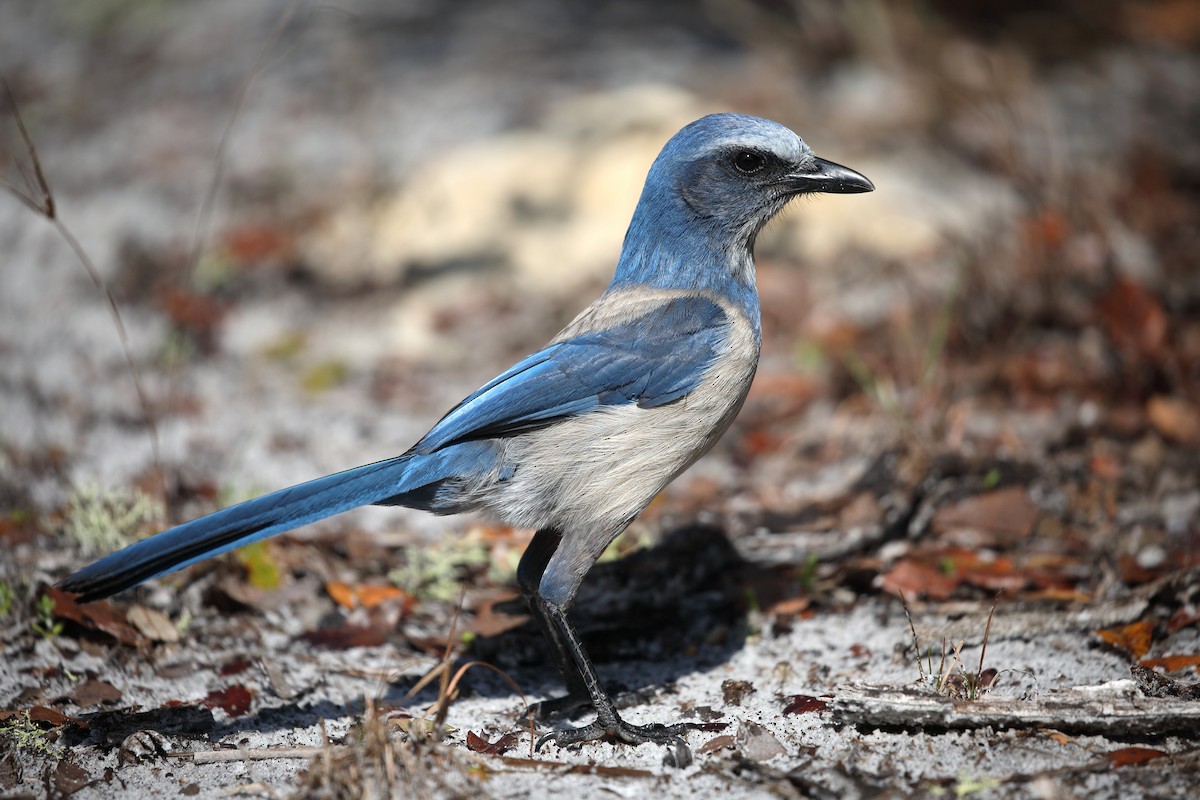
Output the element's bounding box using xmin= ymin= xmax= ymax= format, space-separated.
xmin=535 ymin=715 xmax=697 ymax=764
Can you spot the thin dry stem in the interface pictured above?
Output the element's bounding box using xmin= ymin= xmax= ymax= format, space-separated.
xmin=2 ymin=80 xmax=165 ymax=496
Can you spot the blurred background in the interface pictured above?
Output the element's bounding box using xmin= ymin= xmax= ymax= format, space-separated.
xmin=1 ymin=0 xmax=1198 ymax=637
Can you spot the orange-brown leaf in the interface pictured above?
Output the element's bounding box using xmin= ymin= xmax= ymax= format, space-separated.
xmin=1097 ymin=278 xmax=1167 ymax=360
xmin=1139 ymin=654 xmax=1200 ymax=672
xmin=880 ymin=559 xmax=959 ymax=601
xmin=1093 ymin=620 xmax=1154 ymax=659
xmin=931 ymin=487 xmax=1039 ymax=545
xmin=47 ymin=587 xmax=142 ymax=645
xmin=203 ymin=685 xmax=253 ymax=718
xmin=1107 ymin=747 xmax=1166 ymax=767
xmin=465 ymin=730 xmax=519 ymax=755
xmin=1146 ymin=396 xmax=1200 ymax=446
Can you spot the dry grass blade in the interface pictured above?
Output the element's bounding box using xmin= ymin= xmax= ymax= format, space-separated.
xmin=1 ymin=80 xmax=165 ymax=496
xmin=1 ymin=80 xmax=53 ymax=216
xmin=974 ymin=590 xmax=1002 ymax=695
xmin=297 ymin=697 xmax=487 ymax=800
xmin=403 ymin=587 xmax=535 ymax=756
xmin=899 ymin=590 xmax=925 ymax=682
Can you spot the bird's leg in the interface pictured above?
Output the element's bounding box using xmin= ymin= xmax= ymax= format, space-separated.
xmin=517 ymin=529 xmax=591 ymax=718
xmin=532 ymin=596 xmax=695 ymax=762
xmin=518 ymin=528 xmax=696 ymax=762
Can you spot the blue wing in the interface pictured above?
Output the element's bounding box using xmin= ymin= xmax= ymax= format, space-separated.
xmin=410 ymin=296 xmax=728 ymax=453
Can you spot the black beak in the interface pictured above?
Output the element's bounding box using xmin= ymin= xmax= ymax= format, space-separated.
xmin=786 ymin=156 xmax=874 ymax=194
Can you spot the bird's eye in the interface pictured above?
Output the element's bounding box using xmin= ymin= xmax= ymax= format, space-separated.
xmin=732 ymin=150 xmax=767 ymax=174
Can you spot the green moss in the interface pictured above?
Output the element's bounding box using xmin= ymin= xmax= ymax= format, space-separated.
xmin=64 ymin=483 xmax=163 ymax=558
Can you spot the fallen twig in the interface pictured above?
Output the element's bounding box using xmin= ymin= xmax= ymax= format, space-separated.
xmin=833 ymin=682 xmax=1200 ymax=737
xmin=169 ymin=746 xmax=331 ymax=763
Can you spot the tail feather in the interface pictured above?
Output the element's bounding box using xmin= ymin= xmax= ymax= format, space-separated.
xmin=59 ymin=455 xmax=417 ymax=601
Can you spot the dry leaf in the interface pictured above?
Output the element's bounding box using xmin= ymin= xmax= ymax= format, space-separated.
xmin=782 ymin=695 xmax=828 ymax=715
xmin=326 ymin=581 xmax=413 ymax=611
xmin=1107 ymin=747 xmax=1167 ymax=767
xmin=203 ymin=685 xmax=253 ymax=718
xmin=1094 ymin=620 xmax=1154 ymax=659
xmin=70 ymin=680 xmax=122 ymax=708
xmin=465 ymin=730 xmax=519 ymax=755
xmin=931 ymin=487 xmax=1039 ymax=546
xmin=1146 ymin=396 xmax=1200 ymax=446
xmin=1043 ymin=730 xmax=1072 ymax=745
xmin=53 ymin=760 xmax=92 ymax=796
xmin=697 ymin=734 xmax=736 ymax=755
xmin=1139 ymin=654 xmax=1200 ymax=672
xmin=301 ymin=623 xmax=391 ymax=650
xmin=48 ymin=588 xmax=142 ymax=645
xmin=880 ymin=559 xmax=959 ymax=601
xmin=1097 ymin=278 xmax=1167 ymax=360
xmin=126 ymin=605 xmax=180 ymax=643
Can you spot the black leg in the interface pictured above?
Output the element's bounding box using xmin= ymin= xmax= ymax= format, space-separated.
xmin=517 ymin=528 xmax=697 ymax=765
xmin=517 ymin=529 xmax=590 ymax=717
xmin=533 ymin=598 xmax=693 ymax=758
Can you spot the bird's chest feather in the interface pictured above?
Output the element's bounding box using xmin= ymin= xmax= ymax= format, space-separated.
xmin=490 ymin=304 xmax=760 ymax=531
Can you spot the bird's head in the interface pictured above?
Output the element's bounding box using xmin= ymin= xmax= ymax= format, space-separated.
xmin=652 ymin=113 xmax=874 ymax=244
xmin=614 ymin=113 xmax=873 ymax=294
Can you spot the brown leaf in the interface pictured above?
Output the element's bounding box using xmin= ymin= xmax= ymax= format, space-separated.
xmin=1146 ymin=396 xmax=1200 ymax=445
xmin=1127 ymin=0 xmax=1200 ymax=46
xmin=947 ymin=550 xmax=1028 ymax=593
xmin=697 ymin=734 xmax=736 ymax=755
xmin=839 ymin=492 xmax=882 ymax=528
xmin=47 ymin=587 xmax=142 ymax=645
xmin=1097 ymin=278 xmax=1168 ymax=361
xmin=219 ymin=658 xmax=253 ymax=677
xmin=222 ymin=222 xmax=296 ymax=264
xmin=1023 ymin=208 xmax=1069 ymax=250
xmin=764 ymin=595 xmax=810 ymax=617
xmin=931 ymin=487 xmax=1039 ymax=546
xmin=301 ymin=624 xmax=391 ymax=650
xmin=0 ymin=706 xmax=73 ymax=726
xmin=782 ymin=695 xmax=828 ymax=715
xmin=326 ymin=581 xmax=358 ymax=610
xmin=126 ymin=605 xmax=180 ymax=643
xmin=1107 ymin=747 xmax=1167 ymax=767
xmin=465 ymin=730 xmax=519 ymax=755
xmin=70 ymin=680 xmax=122 ymax=708
xmin=202 ymin=685 xmax=253 ymax=718
xmin=880 ymin=559 xmax=959 ymax=601
xmin=1166 ymin=607 xmax=1200 ymax=635
xmin=1043 ymin=730 xmax=1073 ymax=745
xmin=469 ymin=594 xmax=527 ymax=638
xmin=53 ymin=760 xmax=92 ymax=796
xmin=326 ymin=581 xmax=414 ymax=611
xmin=1138 ymin=654 xmax=1200 ymax=672
xmin=1094 ymin=620 xmax=1154 ymax=660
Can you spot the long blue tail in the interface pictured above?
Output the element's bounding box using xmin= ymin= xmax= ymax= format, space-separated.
xmin=59 ymin=455 xmax=423 ymax=602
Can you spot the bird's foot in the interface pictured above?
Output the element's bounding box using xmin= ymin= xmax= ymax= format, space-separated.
xmin=535 ymin=715 xmax=696 ymax=767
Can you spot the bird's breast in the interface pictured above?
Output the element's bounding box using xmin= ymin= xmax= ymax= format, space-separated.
xmin=486 ymin=300 xmax=760 ymax=534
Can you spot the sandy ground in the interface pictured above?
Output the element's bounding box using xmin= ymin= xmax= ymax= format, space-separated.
xmin=2 ymin=2 xmax=1199 ymax=798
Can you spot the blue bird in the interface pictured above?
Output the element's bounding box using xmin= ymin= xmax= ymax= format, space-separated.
xmin=60 ymin=113 xmax=873 ymax=753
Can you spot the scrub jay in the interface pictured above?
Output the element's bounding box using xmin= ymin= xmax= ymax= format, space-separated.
xmin=60 ymin=113 xmax=873 ymax=752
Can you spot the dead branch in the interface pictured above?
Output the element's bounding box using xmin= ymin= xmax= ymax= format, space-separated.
xmin=832 ymin=682 xmax=1200 ymax=738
